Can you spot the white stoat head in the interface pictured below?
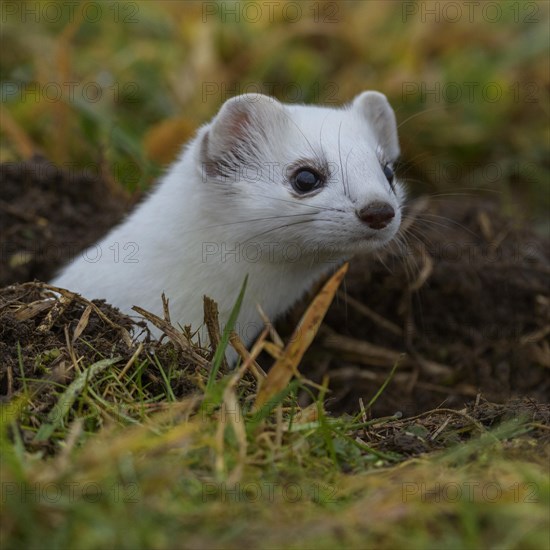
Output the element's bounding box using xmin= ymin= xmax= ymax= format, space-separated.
xmin=196 ymin=91 xmax=405 ymax=262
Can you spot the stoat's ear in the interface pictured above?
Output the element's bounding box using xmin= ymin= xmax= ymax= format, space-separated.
xmin=352 ymin=91 xmax=400 ymax=161
xmin=200 ymin=94 xmax=287 ymax=174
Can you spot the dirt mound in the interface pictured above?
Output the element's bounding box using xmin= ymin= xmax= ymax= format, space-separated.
xmin=0 ymin=156 xmax=132 ymax=286
xmin=0 ymin=281 xmax=207 ymax=454
xmin=301 ymin=197 xmax=550 ymax=416
xmin=0 ymin=283 xmax=137 ymax=400
xmin=1 ymin=159 xmax=549 ymax=423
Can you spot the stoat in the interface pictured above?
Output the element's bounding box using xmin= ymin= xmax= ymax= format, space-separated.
xmin=52 ymin=92 xmax=405 ymax=356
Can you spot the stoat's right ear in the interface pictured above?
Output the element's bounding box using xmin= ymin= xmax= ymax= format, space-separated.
xmin=200 ymin=94 xmax=287 ymax=174
xmin=352 ymin=91 xmax=400 ymax=161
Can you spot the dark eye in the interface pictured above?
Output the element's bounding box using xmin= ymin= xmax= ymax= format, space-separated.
xmin=383 ymin=164 xmax=395 ymax=191
xmin=292 ymin=169 xmax=323 ymax=194
xmin=383 ymin=164 xmax=394 ymax=184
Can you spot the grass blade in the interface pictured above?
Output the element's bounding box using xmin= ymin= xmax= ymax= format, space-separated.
xmin=34 ymin=357 xmax=121 ymax=442
xmin=206 ymin=275 xmax=248 ymax=393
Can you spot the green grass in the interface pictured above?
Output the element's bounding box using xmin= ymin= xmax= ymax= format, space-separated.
xmin=2 ymin=280 xmax=548 ymax=549
xmin=2 ymin=366 xmax=548 ymax=549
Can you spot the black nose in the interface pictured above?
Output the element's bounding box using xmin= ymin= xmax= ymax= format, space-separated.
xmin=357 ymin=202 xmax=395 ymax=229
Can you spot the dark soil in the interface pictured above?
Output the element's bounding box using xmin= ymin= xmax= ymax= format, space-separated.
xmin=0 ymin=156 xmax=133 ymax=286
xmin=372 ymin=397 xmax=550 ymax=458
xmin=0 ymin=283 xmax=136 ymax=401
xmin=1 ymin=158 xmax=549 ymax=453
xmin=0 ymin=281 xmax=204 ymax=454
xmin=302 ymin=197 xmax=550 ymax=417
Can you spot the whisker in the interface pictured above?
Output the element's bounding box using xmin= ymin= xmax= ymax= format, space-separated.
xmin=393 ymin=234 xmax=418 ymax=287
xmin=253 ymin=193 xmax=346 ymax=213
xmin=427 ymin=188 xmax=500 ymax=198
xmin=375 ymin=249 xmax=394 ymax=276
xmin=241 ymin=217 xmax=331 ymax=247
xmin=401 ymin=178 xmax=432 ymax=187
xmin=397 ymin=105 xmax=451 ymax=130
xmin=401 ymin=226 xmax=437 ymax=250
xmin=416 ymin=213 xmax=480 ymax=238
xmin=345 ymin=147 xmax=353 ymax=198
xmin=337 ymin=121 xmax=349 ymax=199
xmin=319 ymin=113 xmax=330 ymax=160
xmin=398 ymin=151 xmax=435 ymax=168
xmin=180 ymin=213 xmax=320 ymax=235
xmin=279 ymin=108 xmax=324 ymax=166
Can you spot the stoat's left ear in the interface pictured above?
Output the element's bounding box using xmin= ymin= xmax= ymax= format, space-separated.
xmin=352 ymin=91 xmax=400 ymax=161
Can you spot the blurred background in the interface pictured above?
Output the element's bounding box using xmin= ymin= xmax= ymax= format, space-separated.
xmin=1 ymin=0 xmax=549 ymax=229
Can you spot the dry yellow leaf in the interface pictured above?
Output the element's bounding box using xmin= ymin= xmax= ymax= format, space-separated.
xmin=253 ymin=262 xmax=349 ymax=412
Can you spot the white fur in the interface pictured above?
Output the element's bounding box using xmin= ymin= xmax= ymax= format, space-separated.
xmin=52 ymin=92 xmax=405 ymax=353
